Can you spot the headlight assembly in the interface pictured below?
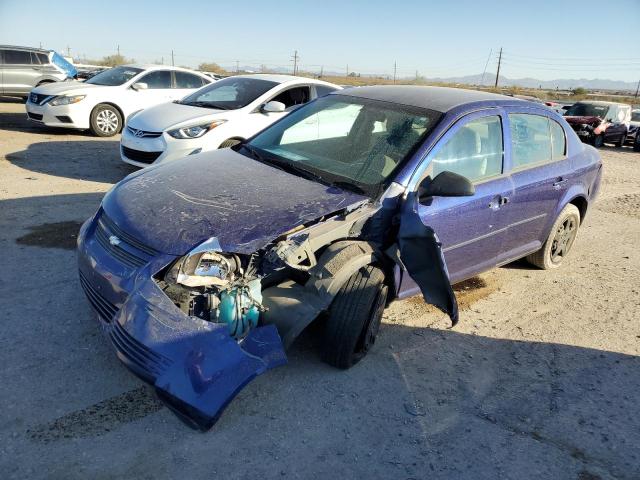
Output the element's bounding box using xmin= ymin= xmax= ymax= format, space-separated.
xmin=166 ymin=238 xmax=241 ymax=288
xmin=49 ymin=95 xmax=85 ymax=106
xmin=167 ymin=119 xmax=227 ymax=139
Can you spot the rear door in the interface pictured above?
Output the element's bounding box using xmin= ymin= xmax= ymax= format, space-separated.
xmin=499 ymin=110 xmax=572 ymax=262
xmin=401 ymin=109 xmax=513 ymax=286
xmin=2 ymin=49 xmax=38 ymax=94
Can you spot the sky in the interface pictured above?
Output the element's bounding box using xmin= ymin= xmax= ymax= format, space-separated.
xmin=1 ymin=0 xmax=639 ymax=82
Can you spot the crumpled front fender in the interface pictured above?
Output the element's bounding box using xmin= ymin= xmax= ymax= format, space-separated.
xmin=110 ymin=277 xmax=286 ymax=431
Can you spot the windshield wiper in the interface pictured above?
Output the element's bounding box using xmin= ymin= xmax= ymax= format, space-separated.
xmin=182 ymin=101 xmax=230 ymax=110
xmin=329 ymin=181 xmax=366 ymax=195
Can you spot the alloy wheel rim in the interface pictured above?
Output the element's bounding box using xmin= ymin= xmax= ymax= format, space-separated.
xmin=550 ymin=217 xmax=577 ymax=263
xmin=96 ymin=110 xmax=118 ymax=134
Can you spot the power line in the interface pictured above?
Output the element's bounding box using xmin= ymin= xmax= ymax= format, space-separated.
xmin=480 ymin=48 xmax=492 ymax=86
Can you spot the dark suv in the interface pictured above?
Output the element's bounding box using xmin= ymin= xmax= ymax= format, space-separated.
xmin=0 ymin=45 xmax=77 ymax=98
xmin=564 ymin=100 xmax=631 ymax=148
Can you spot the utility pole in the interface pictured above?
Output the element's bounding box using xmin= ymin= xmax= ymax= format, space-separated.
xmin=319 ymin=65 xmax=323 ymax=78
xmin=39 ymin=41 xmax=42 ymax=49
xmin=346 ymin=64 xmax=349 ymax=77
xmin=66 ymin=45 xmax=71 ymax=57
xmin=415 ymin=70 xmax=418 ymax=81
xmin=291 ymin=50 xmax=299 ymax=75
xmin=494 ymin=47 xmax=502 ymax=88
xmin=393 ymin=61 xmax=397 ymax=84
xmin=171 ymin=50 xmax=175 ymax=66
xmin=235 ymin=60 xmax=239 ymax=73
xmin=117 ymin=45 xmax=120 ymax=57
xmin=161 ymin=56 xmax=164 ymax=65
xmin=635 ymin=78 xmax=640 ymax=98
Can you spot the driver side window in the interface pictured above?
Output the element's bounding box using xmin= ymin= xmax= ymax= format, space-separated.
xmin=139 ymin=70 xmax=172 ymax=89
xmin=430 ymin=115 xmax=503 ymax=182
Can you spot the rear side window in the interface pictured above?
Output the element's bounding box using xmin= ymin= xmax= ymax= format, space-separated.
xmin=35 ymin=52 xmax=49 ymax=64
xmin=175 ymin=71 xmax=206 ymax=89
xmin=509 ymin=114 xmax=553 ymax=168
xmin=550 ymin=120 xmax=566 ymax=160
xmin=430 ymin=115 xmax=503 ymax=182
xmin=140 ymin=70 xmax=172 ymax=89
xmin=4 ymin=49 xmax=32 ymax=64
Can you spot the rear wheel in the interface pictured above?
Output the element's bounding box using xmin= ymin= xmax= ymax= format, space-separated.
xmin=526 ymin=204 xmax=580 ymax=269
xmin=90 ymin=104 xmax=122 ymax=137
xmin=322 ymin=265 xmax=388 ymax=369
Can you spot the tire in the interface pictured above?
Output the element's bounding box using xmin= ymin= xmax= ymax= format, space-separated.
xmin=592 ymin=134 xmax=604 ymax=148
xmin=90 ymin=104 xmax=122 ymax=137
xmin=218 ymin=138 xmax=242 ymax=148
xmin=616 ymin=132 xmax=626 ymax=148
xmin=634 ymin=137 xmax=640 ymax=152
xmin=526 ymin=204 xmax=580 ymax=270
xmin=36 ymin=80 xmax=54 ymax=87
xmin=322 ymin=265 xmax=388 ymax=369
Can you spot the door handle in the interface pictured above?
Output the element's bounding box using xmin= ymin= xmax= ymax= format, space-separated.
xmin=489 ymin=195 xmax=509 ymax=210
xmin=500 ymin=196 xmax=509 ymax=206
xmin=553 ymin=178 xmax=568 ymax=188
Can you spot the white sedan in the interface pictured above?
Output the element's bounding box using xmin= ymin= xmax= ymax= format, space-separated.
xmin=25 ymin=64 xmax=211 ymax=136
xmin=120 ymin=74 xmax=340 ymax=167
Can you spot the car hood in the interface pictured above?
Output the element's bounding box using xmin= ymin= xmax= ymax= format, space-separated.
xmin=128 ymin=102 xmax=227 ymax=131
xmin=102 ymin=149 xmax=368 ymax=255
xmin=565 ymin=115 xmax=603 ymax=126
xmin=31 ymin=80 xmax=106 ymax=95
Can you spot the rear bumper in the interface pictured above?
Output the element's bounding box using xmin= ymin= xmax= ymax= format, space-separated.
xmin=77 ymin=215 xmax=287 ymax=429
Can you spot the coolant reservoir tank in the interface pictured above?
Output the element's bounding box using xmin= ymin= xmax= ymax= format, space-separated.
xmin=216 ymin=279 xmax=262 ymax=338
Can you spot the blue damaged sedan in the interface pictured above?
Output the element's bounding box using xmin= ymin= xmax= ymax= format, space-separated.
xmin=77 ymin=86 xmax=602 ymax=429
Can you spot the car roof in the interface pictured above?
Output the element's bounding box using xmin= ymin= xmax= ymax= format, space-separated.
xmin=335 ymin=85 xmax=533 ymax=112
xmin=230 ymin=73 xmax=337 ymax=86
xmin=123 ymin=64 xmax=209 ymax=75
xmin=574 ymin=100 xmax=630 ymax=107
xmin=0 ymin=45 xmax=50 ymax=54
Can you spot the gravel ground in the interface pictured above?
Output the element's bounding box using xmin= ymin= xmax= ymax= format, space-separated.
xmin=1 ymin=98 xmax=639 ymax=480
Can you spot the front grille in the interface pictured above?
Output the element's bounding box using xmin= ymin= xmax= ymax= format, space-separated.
xmin=30 ymin=93 xmax=50 ymax=105
xmin=27 ymin=112 xmax=43 ymax=121
xmin=126 ymin=126 xmax=162 ymax=138
xmin=122 ymin=146 xmax=162 ymax=164
xmin=109 ymin=320 xmax=172 ymax=380
xmin=93 ymin=210 xmax=158 ymax=268
xmin=79 ymin=270 xmax=119 ymax=322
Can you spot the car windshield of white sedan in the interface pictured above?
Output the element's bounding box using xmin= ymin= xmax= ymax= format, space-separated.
xmin=179 ymin=77 xmax=278 ymax=110
xmin=247 ymin=95 xmax=440 ymax=195
xmin=86 ymin=66 xmax=144 ymax=86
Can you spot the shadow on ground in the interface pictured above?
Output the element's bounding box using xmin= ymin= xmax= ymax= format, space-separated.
xmin=5 ymin=140 xmax=136 ymax=183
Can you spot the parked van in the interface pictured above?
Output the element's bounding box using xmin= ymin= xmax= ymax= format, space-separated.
xmin=0 ymin=45 xmax=77 ymax=98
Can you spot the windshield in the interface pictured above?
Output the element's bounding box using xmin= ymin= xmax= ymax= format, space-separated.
xmin=245 ymin=94 xmax=441 ymax=197
xmin=632 ymin=111 xmax=640 ymax=122
xmin=86 ymin=66 xmax=143 ymax=86
xmin=51 ymin=51 xmax=77 ymax=78
xmin=179 ymin=77 xmax=278 ymax=110
xmin=564 ymin=103 xmax=610 ymax=119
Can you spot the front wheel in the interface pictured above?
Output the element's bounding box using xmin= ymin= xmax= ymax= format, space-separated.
xmin=322 ymin=265 xmax=388 ymax=369
xmin=90 ymin=104 xmax=122 ymax=137
xmin=616 ymin=132 xmax=626 ymax=148
xmin=526 ymin=204 xmax=581 ymax=269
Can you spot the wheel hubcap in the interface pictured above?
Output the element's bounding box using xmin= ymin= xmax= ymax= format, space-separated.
xmin=550 ymin=217 xmax=577 ymax=263
xmin=96 ymin=109 xmax=118 ymax=133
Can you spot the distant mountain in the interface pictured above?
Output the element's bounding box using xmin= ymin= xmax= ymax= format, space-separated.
xmin=224 ymin=64 xmax=637 ymax=92
xmin=425 ymin=73 xmax=638 ymax=92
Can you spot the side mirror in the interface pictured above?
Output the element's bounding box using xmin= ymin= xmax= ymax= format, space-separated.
xmin=132 ymin=82 xmax=148 ymax=91
xmin=261 ymin=101 xmax=285 ymax=113
xmin=418 ymin=171 xmax=475 ymax=202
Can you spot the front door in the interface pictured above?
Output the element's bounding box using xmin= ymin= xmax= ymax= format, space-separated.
xmin=400 ymin=110 xmax=512 ymax=288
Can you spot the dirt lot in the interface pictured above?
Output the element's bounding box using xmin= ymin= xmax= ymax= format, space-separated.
xmin=1 ymin=98 xmax=639 ymax=480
